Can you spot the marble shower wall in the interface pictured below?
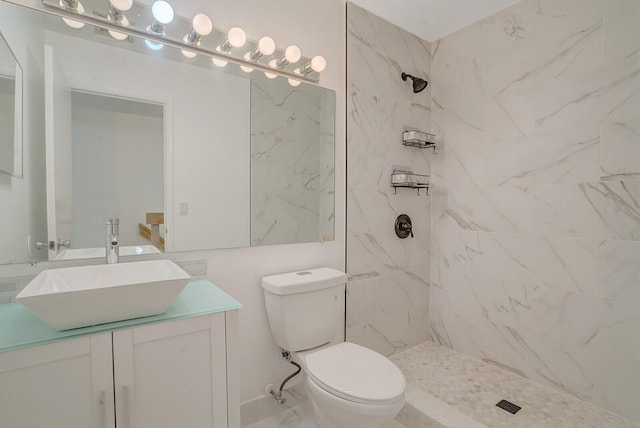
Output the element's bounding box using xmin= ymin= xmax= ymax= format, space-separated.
xmin=430 ymin=0 xmax=640 ymax=422
xmin=346 ymin=3 xmax=432 ymax=356
xmin=250 ymin=78 xmax=335 ymax=246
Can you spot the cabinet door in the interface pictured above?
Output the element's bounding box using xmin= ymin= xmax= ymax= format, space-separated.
xmin=113 ymin=313 xmax=228 ymax=428
xmin=0 ymin=333 xmax=115 ymax=428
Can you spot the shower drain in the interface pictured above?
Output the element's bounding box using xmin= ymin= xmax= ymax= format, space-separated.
xmin=496 ymin=399 xmax=522 ymax=414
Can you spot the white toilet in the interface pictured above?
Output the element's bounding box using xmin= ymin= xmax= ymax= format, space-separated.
xmin=262 ymin=267 xmax=406 ymax=427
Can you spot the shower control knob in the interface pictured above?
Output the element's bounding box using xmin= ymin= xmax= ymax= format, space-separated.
xmin=395 ymin=214 xmax=414 ymax=239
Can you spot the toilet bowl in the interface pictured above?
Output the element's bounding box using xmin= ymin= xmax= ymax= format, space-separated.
xmin=297 ymin=342 xmax=405 ymax=427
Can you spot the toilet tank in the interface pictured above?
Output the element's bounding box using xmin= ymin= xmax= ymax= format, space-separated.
xmin=262 ymin=267 xmax=347 ymax=352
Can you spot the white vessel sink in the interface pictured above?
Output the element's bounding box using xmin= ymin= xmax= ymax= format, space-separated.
xmin=16 ymin=260 xmax=191 ymax=330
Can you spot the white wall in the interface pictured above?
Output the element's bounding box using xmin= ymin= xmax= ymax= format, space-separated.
xmin=70 ymin=93 xmax=164 ymax=248
xmin=431 ymin=0 xmax=640 ymax=422
xmin=1 ymin=0 xmax=346 ymax=406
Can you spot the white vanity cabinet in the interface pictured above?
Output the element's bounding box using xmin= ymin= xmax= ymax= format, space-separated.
xmin=0 ymin=311 xmax=240 ymax=428
xmin=0 ymin=333 xmax=113 ymax=428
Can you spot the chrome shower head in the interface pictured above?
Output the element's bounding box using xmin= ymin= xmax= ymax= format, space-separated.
xmin=401 ymin=72 xmax=428 ymax=93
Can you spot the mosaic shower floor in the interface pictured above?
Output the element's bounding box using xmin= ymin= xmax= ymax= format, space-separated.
xmin=244 ymin=341 xmax=638 ymax=428
xmin=391 ymin=341 xmax=639 ymax=428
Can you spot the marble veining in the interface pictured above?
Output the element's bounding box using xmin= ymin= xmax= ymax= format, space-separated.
xmin=432 ymin=0 xmax=640 ymax=423
xmin=346 ymin=2 xmax=432 ymax=357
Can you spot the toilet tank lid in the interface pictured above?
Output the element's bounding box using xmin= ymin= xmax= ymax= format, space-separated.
xmin=261 ymin=267 xmax=347 ymax=295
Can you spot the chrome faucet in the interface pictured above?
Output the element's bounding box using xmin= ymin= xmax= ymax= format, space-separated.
xmin=106 ymin=217 xmax=120 ymax=264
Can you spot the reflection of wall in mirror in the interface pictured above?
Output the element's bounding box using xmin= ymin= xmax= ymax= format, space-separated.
xmin=43 ymin=29 xmax=251 ymax=253
xmin=0 ymin=76 xmax=15 ymax=174
xmin=250 ymin=77 xmax=334 ymax=246
xmin=0 ymin=2 xmax=47 ymax=265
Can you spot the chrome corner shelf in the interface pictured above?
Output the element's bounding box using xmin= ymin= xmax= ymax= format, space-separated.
xmin=391 ymin=170 xmax=430 ymax=196
xmin=402 ymin=130 xmax=436 ymax=153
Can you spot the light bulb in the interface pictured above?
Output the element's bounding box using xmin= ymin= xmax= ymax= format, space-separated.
xmin=192 ymin=13 xmax=212 ymax=36
xmin=145 ymin=39 xmax=164 ymax=50
xmin=60 ymin=0 xmax=85 ymax=29
xmin=240 ymin=58 xmax=254 ymax=73
xmin=151 ymin=0 xmax=174 ymax=25
xmin=107 ymin=11 xmax=129 ymax=40
xmin=284 ymin=45 xmax=301 ymax=64
xmin=227 ymin=27 xmax=246 ymax=48
xmin=109 ymin=28 xmax=128 ymax=40
xmin=109 ymin=0 xmax=132 ymax=11
xmin=310 ymin=55 xmax=326 ymax=72
xmin=288 ymin=78 xmax=301 ymax=87
xmin=264 ymin=71 xmax=277 ymax=79
xmin=181 ymin=37 xmax=197 ymax=58
xmin=212 ymin=58 xmax=228 ymax=67
xmin=258 ymin=36 xmax=275 ymax=56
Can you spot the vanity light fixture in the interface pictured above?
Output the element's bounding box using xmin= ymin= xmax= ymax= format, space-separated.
xmin=106 ymin=0 xmax=133 ymax=41
xmin=241 ymin=36 xmax=275 ymax=73
xmin=217 ymin=27 xmax=246 ymax=53
xmin=296 ymin=55 xmax=327 ymax=75
xmin=181 ymin=13 xmax=213 ymax=58
xmin=145 ymin=0 xmax=174 ymax=50
xmin=59 ymin=0 xmax=85 ymax=29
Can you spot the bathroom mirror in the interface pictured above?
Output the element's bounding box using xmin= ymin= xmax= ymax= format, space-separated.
xmin=0 ymin=0 xmax=335 ymax=264
xmin=0 ymin=30 xmax=22 ymax=178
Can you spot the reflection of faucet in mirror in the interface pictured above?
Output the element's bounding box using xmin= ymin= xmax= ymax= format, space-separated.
xmin=106 ymin=217 xmax=119 ymax=264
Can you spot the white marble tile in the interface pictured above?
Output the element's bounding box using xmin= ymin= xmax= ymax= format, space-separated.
xmin=603 ymin=0 xmax=640 ymax=64
xmin=592 ymin=298 xmax=640 ymax=423
xmin=598 ymin=240 xmax=640 ymax=301
xmin=535 ymin=182 xmax=640 ymax=240
xmin=601 ymin=118 xmax=640 ymax=180
xmin=346 ymin=276 xmax=378 ymax=328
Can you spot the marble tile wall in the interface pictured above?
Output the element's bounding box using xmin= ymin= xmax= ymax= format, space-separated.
xmin=251 ymin=78 xmax=335 ymax=246
xmin=430 ymin=0 xmax=640 ymax=422
xmin=346 ymin=3 xmax=432 ymax=356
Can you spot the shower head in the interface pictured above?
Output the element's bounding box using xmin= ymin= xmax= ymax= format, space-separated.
xmin=401 ymin=72 xmax=428 ymax=93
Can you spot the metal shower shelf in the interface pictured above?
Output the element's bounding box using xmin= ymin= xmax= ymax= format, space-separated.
xmin=391 ymin=170 xmax=430 ymax=196
xmin=402 ymin=130 xmax=436 ymax=153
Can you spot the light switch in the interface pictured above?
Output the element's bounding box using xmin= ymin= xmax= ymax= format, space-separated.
xmin=179 ymin=203 xmax=189 ymax=215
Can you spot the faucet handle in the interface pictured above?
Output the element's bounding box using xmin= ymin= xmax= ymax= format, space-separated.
xmin=56 ymin=239 xmax=72 ymax=250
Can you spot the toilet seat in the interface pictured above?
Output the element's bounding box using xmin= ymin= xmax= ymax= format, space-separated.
xmin=304 ymin=342 xmax=406 ymax=405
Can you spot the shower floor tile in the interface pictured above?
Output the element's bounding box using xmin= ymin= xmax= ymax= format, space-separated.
xmin=391 ymin=341 xmax=639 ymax=428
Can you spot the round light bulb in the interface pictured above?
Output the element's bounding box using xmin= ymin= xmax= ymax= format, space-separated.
xmin=265 ymin=60 xmax=277 ymax=79
xmin=151 ymin=0 xmax=174 ymax=25
xmin=285 ymin=45 xmax=301 ymax=64
xmin=107 ymin=14 xmax=129 ymax=40
xmin=227 ymin=27 xmax=246 ymax=48
xmin=192 ymin=13 xmax=212 ymax=36
xmin=288 ymin=78 xmax=301 ymax=87
xmin=258 ymin=36 xmax=275 ymax=56
xmin=240 ymin=65 xmax=254 ymax=73
xmin=109 ymin=0 xmax=132 ymax=11
xmin=212 ymin=57 xmax=228 ymax=67
xmin=145 ymin=39 xmax=164 ymax=50
xmin=60 ymin=0 xmax=85 ymax=28
xmin=310 ymin=55 xmax=326 ymax=72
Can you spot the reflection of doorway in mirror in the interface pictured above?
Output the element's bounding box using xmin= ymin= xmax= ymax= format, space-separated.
xmin=68 ymin=90 xmax=165 ymax=252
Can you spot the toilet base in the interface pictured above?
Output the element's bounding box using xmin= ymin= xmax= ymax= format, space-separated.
xmin=305 ymin=375 xmax=404 ymax=428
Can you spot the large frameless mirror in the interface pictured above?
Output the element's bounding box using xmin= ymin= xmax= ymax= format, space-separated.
xmin=0 ymin=0 xmax=335 ymax=264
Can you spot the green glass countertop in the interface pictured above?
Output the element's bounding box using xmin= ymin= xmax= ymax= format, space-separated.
xmin=0 ymin=279 xmax=242 ymax=353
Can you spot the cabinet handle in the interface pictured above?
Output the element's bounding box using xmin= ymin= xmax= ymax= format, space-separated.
xmin=98 ymin=390 xmax=107 ymax=428
xmin=122 ymin=385 xmax=131 ymax=428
